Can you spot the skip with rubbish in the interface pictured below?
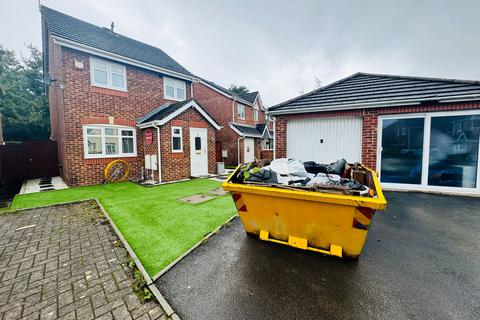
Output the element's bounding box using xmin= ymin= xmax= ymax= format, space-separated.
xmin=222 ymin=158 xmax=387 ymax=259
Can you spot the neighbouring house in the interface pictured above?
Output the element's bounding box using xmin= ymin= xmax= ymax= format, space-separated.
xmin=268 ymin=72 xmax=480 ymax=194
xmin=41 ymin=6 xmax=220 ymax=186
xmin=193 ymin=79 xmax=273 ymax=165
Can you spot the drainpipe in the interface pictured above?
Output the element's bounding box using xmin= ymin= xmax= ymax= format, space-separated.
xmin=237 ymin=136 xmax=245 ymax=164
xmin=153 ymin=124 xmax=162 ymax=183
xmin=272 ymin=116 xmax=277 ymax=159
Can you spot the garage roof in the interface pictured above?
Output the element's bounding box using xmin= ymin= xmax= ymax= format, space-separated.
xmin=269 ymin=72 xmax=480 ymax=115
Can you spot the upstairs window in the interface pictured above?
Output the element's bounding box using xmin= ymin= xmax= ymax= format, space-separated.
xmin=164 ymin=77 xmax=186 ymax=101
xmin=254 ymin=109 xmax=259 ymax=122
xmin=90 ymin=58 xmax=127 ymax=91
xmin=237 ymin=103 xmax=245 ymax=120
xmin=83 ymin=125 xmax=136 ymax=158
xmin=171 ymin=126 xmax=183 ymax=152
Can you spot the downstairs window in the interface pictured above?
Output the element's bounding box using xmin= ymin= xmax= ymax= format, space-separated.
xmin=83 ymin=125 xmax=136 ymax=158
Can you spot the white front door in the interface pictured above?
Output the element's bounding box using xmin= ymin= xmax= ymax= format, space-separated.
xmin=244 ymin=138 xmax=255 ymax=163
xmin=190 ymin=128 xmax=208 ymax=176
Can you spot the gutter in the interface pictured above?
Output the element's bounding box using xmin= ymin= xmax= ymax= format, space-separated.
xmin=267 ymin=94 xmax=480 ymax=116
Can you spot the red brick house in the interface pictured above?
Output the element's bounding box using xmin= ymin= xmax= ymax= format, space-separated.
xmin=193 ymin=79 xmax=273 ymax=165
xmin=268 ymin=72 xmax=480 ymax=195
xmin=41 ymin=6 xmax=220 ymax=186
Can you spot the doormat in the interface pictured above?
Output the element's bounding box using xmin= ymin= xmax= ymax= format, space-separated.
xmin=178 ymin=194 xmax=214 ymax=204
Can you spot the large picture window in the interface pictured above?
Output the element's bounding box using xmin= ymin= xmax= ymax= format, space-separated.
xmin=83 ymin=125 xmax=136 ymax=158
xmin=90 ymin=58 xmax=127 ymax=91
xmin=164 ymin=77 xmax=186 ymax=101
xmin=378 ymin=112 xmax=480 ymax=191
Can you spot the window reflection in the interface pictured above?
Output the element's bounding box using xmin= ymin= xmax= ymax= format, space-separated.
xmin=380 ymin=118 xmax=424 ymax=184
xmin=428 ymin=115 xmax=480 ymax=188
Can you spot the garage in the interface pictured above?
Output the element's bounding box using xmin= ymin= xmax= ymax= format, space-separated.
xmin=269 ymin=72 xmax=480 ymax=194
xmin=287 ymin=117 xmax=362 ymax=163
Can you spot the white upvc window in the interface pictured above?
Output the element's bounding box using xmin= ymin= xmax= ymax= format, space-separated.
xmin=90 ymin=57 xmax=127 ymax=91
xmin=262 ymin=138 xmax=274 ymax=150
xmin=171 ymin=126 xmax=183 ymax=152
xmin=83 ymin=125 xmax=136 ymax=158
xmin=164 ymin=77 xmax=186 ymax=101
xmin=237 ymin=103 xmax=245 ymax=120
xmin=254 ymin=109 xmax=259 ymax=122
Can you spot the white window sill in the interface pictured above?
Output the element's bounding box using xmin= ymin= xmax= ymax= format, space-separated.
xmin=91 ymin=84 xmax=128 ymax=92
xmin=84 ymin=153 xmax=137 ymax=159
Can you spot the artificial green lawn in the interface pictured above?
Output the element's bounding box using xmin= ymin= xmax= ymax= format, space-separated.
xmin=9 ymin=179 xmax=236 ymax=276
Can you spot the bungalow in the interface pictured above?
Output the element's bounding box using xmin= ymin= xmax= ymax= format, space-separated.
xmin=41 ymin=6 xmax=221 ymax=186
xmin=269 ymin=72 xmax=480 ymax=194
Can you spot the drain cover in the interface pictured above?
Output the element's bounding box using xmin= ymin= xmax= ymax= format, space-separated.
xmin=178 ymin=194 xmax=214 ymax=204
xmin=207 ymin=188 xmax=228 ymax=196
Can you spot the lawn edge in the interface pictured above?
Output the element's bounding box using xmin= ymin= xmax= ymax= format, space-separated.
xmin=94 ymin=199 xmax=180 ymax=319
xmin=151 ymin=213 xmax=238 ymax=282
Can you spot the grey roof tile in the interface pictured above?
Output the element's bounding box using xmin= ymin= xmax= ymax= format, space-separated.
xmin=270 ymin=72 xmax=480 ymax=112
xmin=230 ymin=123 xmax=263 ymax=137
xmin=41 ymin=5 xmax=193 ymax=77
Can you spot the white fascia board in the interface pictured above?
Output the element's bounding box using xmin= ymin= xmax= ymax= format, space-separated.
xmin=158 ymin=100 xmax=222 ymax=129
xmin=137 ymin=121 xmax=160 ymax=129
xmin=198 ymin=80 xmax=253 ymax=106
xmin=53 ymin=36 xmax=194 ymax=81
xmin=137 ymin=101 xmax=222 ymax=130
xmin=228 ymin=123 xmax=262 ymax=138
xmin=229 ymin=123 xmax=245 ymax=136
xmin=267 ymin=94 xmax=480 ymax=116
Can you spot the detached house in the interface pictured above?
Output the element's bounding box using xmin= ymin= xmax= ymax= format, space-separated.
xmin=41 ymin=6 xmax=220 ymax=186
xmin=193 ymin=79 xmax=273 ymax=165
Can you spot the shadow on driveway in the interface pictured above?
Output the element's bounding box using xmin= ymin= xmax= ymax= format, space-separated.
xmin=155 ymin=192 xmax=480 ymax=320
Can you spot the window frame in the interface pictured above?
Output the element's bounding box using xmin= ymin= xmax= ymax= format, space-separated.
xmin=254 ymin=109 xmax=259 ymax=122
xmin=237 ymin=103 xmax=246 ymax=120
xmin=164 ymin=77 xmax=186 ymax=101
xmin=90 ymin=57 xmax=127 ymax=91
xmin=261 ymin=138 xmax=274 ymax=150
xmin=171 ymin=126 xmax=183 ymax=152
xmin=83 ymin=125 xmax=137 ymax=159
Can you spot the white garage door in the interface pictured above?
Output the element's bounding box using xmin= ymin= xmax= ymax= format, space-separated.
xmin=287 ymin=117 xmax=362 ymax=164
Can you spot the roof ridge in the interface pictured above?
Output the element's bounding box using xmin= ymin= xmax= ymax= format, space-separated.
xmin=356 ymin=72 xmax=480 ymax=85
xmin=270 ymin=72 xmax=362 ymax=110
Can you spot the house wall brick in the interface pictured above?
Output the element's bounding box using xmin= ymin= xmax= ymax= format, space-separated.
xmin=158 ymin=107 xmax=216 ymax=182
xmin=193 ymin=81 xmax=271 ymax=165
xmin=52 ymin=42 xmax=192 ymax=186
xmin=274 ymin=101 xmax=480 ymax=168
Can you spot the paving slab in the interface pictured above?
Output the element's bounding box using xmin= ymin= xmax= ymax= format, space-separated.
xmin=0 ymin=201 xmax=163 ymax=320
xmin=155 ymin=192 xmax=480 ymax=320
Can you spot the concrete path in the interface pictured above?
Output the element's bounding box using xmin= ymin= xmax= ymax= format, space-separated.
xmin=0 ymin=201 xmax=164 ymax=320
xmin=155 ymin=192 xmax=480 ymax=320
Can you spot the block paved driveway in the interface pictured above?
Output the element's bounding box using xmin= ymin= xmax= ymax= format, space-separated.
xmin=0 ymin=201 xmax=164 ymax=320
xmin=156 ymin=192 xmax=480 ymax=320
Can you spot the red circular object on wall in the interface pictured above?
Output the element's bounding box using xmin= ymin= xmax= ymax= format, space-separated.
xmin=145 ymin=129 xmax=153 ymax=145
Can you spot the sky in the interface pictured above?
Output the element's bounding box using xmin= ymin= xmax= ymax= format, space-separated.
xmin=2 ymin=0 xmax=480 ymax=106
